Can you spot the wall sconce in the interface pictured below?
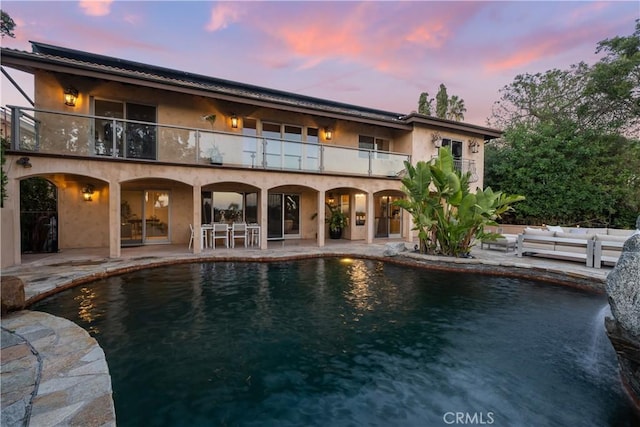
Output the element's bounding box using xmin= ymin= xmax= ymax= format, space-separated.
xmin=328 ymin=193 xmax=335 ymax=205
xmin=469 ymin=139 xmax=480 ymax=154
xmin=16 ymin=157 xmax=32 ymax=168
xmin=82 ymin=184 xmax=95 ymax=202
xmin=64 ymin=87 xmax=78 ymax=107
xmin=230 ymin=114 xmax=238 ymax=129
xmin=431 ymin=131 xmax=442 ymax=148
xmin=324 ymin=127 xmax=333 ymax=141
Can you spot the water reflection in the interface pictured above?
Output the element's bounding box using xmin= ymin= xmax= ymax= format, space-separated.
xmin=74 ymin=287 xmax=100 ymax=334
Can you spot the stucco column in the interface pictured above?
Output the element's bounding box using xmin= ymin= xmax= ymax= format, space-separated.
xmin=109 ymin=182 xmax=121 ymax=258
xmin=317 ymin=190 xmax=325 ymax=247
xmin=260 ymin=187 xmax=268 ymax=250
xmin=366 ymin=191 xmax=374 ymax=244
xmin=192 ymin=185 xmax=202 ymax=254
xmin=9 ymin=175 xmax=21 ymax=266
xmin=404 ymin=203 xmax=413 ymax=244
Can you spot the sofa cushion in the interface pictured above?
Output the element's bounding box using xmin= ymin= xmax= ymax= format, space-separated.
xmin=607 ymin=228 xmax=635 ymax=237
xmin=594 ymin=234 xmax=629 ymax=243
xmin=554 ymin=231 xmax=594 ymax=240
xmin=545 ymin=225 xmax=564 ymax=233
xmin=523 ymin=228 xmax=555 ymax=236
xmin=568 ymin=228 xmax=587 ymax=234
xmin=584 ymin=228 xmax=609 ymax=235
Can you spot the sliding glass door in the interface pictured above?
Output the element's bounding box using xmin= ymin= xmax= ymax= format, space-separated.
xmin=267 ymin=193 xmax=300 ymax=240
xmin=120 ymin=190 xmax=170 ymax=246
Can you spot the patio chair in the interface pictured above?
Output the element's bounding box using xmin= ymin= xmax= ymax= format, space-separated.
xmin=212 ymin=223 xmax=229 ymax=249
xmin=231 ymin=222 xmax=248 ymax=248
xmin=188 ymin=224 xmax=208 ymax=249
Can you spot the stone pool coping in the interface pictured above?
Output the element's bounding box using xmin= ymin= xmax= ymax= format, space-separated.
xmin=0 ymin=242 xmax=611 ymax=426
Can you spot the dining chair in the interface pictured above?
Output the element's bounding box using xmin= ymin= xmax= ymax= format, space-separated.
xmin=212 ymin=223 xmax=229 ymax=249
xmin=248 ymin=223 xmax=260 ymax=247
xmin=231 ymin=222 xmax=248 ymax=248
xmin=188 ymin=224 xmax=208 ymax=249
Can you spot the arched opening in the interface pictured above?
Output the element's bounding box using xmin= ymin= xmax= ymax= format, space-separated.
xmin=20 ymin=177 xmax=58 ymax=253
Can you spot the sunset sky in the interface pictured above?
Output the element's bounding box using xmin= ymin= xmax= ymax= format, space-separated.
xmin=1 ymin=1 xmax=638 ymax=126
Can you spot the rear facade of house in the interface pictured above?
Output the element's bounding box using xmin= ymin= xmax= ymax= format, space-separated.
xmin=0 ymin=42 xmax=501 ymax=267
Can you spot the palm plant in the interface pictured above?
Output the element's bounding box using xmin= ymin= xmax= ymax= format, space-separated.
xmin=447 ymin=96 xmax=467 ymax=121
xmin=394 ymin=148 xmax=524 ymax=256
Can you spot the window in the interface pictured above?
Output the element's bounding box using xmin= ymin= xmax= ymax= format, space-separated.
xmin=94 ymin=99 xmax=157 ymax=159
xmin=441 ymin=138 xmax=463 ymax=172
xmin=261 ymin=122 xmax=317 ymax=170
xmin=242 ymin=118 xmax=258 ymax=167
xmin=359 ymin=135 xmax=390 ymax=158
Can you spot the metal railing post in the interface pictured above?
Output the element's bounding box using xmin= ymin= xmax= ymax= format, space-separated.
xmin=10 ymin=107 xmax=19 ymax=150
xmin=195 ymin=129 xmax=200 ymax=162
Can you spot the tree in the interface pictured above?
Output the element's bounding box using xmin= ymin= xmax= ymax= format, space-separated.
xmin=581 ymin=19 xmax=640 ymax=135
xmin=447 ymin=95 xmax=466 ymax=121
xmin=1 ymin=10 xmax=15 ymax=38
xmin=486 ymin=22 xmax=640 ymax=228
xmin=418 ymin=92 xmax=433 ymax=115
xmin=1 ymin=10 xmax=15 ymax=207
xmin=417 ymin=84 xmax=467 ymax=121
xmin=1 ymin=138 xmax=8 ymax=207
xmin=435 ymin=84 xmax=448 ymax=119
xmin=394 ymin=147 xmax=524 ymax=256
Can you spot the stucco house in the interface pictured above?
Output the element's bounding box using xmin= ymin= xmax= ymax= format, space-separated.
xmin=0 ymin=42 xmax=501 ymax=267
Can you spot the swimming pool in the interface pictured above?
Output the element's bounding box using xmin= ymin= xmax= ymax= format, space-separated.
xmin=33 ymin=258 xmax=638 ymax=426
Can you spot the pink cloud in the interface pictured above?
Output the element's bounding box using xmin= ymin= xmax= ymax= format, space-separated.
xmin=78 ymin=0 xmax=113 ymax=17
xmin=483 ymin=20 xmax=613 ymax=73
xmin=206 ymin=3 xmax=244 ymax=32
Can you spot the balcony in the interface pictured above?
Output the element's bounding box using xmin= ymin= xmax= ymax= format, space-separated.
xmin=6 ymin=107 xmax=411 ymax=178
xmin=430 ymin=155 xmax=479 ymax=183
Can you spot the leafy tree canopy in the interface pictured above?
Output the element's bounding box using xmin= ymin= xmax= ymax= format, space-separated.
xmin=1 ymin=10 xmax=15 ymax=38
xmin=486 ymin=20 xmax=640 ymax=228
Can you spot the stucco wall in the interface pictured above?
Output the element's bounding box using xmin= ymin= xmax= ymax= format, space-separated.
xmin=1 ymin=207 xmax=16 ymax=268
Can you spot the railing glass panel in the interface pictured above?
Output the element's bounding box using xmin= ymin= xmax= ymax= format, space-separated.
xmin=370 ymin=152 xmax=409 ymax=177
xmin=323 ymin=146 xmax=371 ymax=175
xmin=9 ymin=107 xmax=410 ymax=177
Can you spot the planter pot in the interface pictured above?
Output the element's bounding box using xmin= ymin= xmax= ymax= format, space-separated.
xmin=329 ymin=228 xmax=342 ymax=239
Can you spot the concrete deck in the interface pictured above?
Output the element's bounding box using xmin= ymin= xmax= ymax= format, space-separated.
xmin=1 ymin=240 xmax=612 ymax=426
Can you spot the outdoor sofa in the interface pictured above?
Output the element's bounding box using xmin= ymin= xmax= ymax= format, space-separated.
xmin=516 ymin=225 xmax=635 ymax=268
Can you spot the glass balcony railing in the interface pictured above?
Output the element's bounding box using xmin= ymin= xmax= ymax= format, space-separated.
xmin=430 ymin=154 xmax=479 ymax=183
xmin=7 ymin=106 xmax=411 ymax=177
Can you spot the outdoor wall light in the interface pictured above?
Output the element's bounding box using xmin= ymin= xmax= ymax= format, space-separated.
xmin=17 ymin=157 xmax=32 ymax=168
xmin=431 ymin=131 xmax=442 ymax=148
xmin=64 ymin=87 xmax=78 ymax=107
xmin=469 ymin=139 xmax=480 ymax=154
xmin=82 ymin=184 xmax=95 ymax=202
xmin=324 ymin=127 xmax=333 ymax=141
xmin=231 ymin=114 xmax=238 ymax=129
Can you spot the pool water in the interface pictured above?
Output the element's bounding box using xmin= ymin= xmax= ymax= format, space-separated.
xmin=33 ymin=258 xmax=638 ymax=426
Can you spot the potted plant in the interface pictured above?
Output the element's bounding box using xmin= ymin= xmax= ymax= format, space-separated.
xmin=312 ymin=203 xmax=348 ymax=239
xmin=209 ymin=145 xmax=223 ymax=165
xmin=325 ymin=204 xmax=348 ymax=239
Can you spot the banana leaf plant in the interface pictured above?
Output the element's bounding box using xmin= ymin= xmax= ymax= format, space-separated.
xmin=394 ymin=147 xmax=525 ymax=256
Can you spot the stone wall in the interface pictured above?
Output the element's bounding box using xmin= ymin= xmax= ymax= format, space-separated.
xmin=605 ymin=219 xmax=640 ymax=409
